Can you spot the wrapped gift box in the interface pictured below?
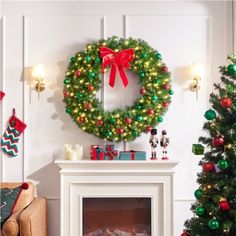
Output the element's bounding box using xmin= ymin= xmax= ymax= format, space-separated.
xmin=104 ymin=150 xmax=119 ymax=160
xmin=192 ymin=144 xmax=205 ymax=155
xmin=119 ymin=150 xmax=146 ymax=160
xmin=90 ymin=145 xmax=104 ymax=160
xmin=90 ymin=145 xmax=99 ymax=160
xmin=104 ymin=144 xmax=119 ymax=160
xmin=105 ymin=144 xmax=114 ymax=151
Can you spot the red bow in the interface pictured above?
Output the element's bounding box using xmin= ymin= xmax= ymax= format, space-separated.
xmin=100 ymin=47 xmax=135 ymax=87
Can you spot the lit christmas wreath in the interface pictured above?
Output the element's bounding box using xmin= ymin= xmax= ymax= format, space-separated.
xmin=63 ymin=36 xmax=173 ymax=142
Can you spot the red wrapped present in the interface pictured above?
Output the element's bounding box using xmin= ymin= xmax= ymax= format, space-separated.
xmin=90 ymin=145 xmax=99 ymax=160
xmin=90 ymin=145 xmax=104 ymax=160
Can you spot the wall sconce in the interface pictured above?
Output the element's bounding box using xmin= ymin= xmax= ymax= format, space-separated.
xmin=32 ymin=64 xmax=46 ymax=99
xmin=191 ymin=63 xmax=204 ymax=100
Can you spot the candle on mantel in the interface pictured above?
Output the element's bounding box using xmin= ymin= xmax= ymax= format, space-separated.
xmin=75 ymin=144 xmax=83 ymax=160
xmin=64 ymin=144 xmax=72 ymax=160
xmin=64 ymin=144 xmax=83 ymax=160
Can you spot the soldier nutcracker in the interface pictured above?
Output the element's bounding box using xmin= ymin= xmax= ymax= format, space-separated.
xmin=160 ymin=130 xmax=169 ymax=160
xmin=149 ymin=128 xmax=158 ymax=160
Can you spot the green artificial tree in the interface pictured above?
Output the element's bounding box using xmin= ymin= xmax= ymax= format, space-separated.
xmin=181 ymin=55 xmax=236 ymax=236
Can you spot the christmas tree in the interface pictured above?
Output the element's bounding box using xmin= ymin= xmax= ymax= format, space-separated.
xmin=182 ymin=55 xmax=236 ymax=236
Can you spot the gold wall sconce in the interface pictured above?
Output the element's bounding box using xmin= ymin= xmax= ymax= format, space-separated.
xmin=191 ymin=63 xmax=204 ymax=100
xmin=32 ymin=64 xmax=46 ymax=99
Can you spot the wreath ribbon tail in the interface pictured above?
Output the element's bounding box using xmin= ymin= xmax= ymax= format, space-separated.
xmin=118 ymin=65 xmax=129 ymax=87
xmin=109 ymin=63 xmax=117 ymax=88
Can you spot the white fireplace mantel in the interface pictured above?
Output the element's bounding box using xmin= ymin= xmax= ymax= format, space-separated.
xmin=55 ymin=160 xmax=178 ymax=236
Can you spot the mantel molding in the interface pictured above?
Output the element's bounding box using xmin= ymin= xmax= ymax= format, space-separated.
xmin=55 ymin=159 xmax=179 ymax=174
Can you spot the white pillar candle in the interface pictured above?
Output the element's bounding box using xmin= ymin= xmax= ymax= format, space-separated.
xmin=67 ymin=149 xmax=72 ymax=160
xmin=71 ymin=150 xmax=78 ymax=161
xmin=75 ymin=145 xmax=83 ymax=160
xmin=64 ymin=144 xmax=72 ymax=160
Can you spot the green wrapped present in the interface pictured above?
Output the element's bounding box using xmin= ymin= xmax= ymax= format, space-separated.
xmin=192 ymin=144 xmax=205 ymax=155
xmin=119 ymin=150 xmax=146 ymax=160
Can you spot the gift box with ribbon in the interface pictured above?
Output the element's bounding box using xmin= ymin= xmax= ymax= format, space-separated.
xmin=90 ymin=145 xmax=104 ymax=160
xmin=192 ymin=144 xmax=205 ymax=155
xmin=105 ymin=144 xmax=114 ymax=151
xmin=96 ymin=147 xmax=104 ymax=160
xmin=119 ymin=150 xmax=146 ymax=160
xmin=104 ymin=145 xmax=119 ymax=160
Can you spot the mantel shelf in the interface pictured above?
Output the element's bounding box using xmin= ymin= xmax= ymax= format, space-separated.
xmin=55 ymin=159 xmax=179 ymax=173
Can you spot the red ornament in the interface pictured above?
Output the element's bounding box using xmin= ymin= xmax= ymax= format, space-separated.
xmin=85 ymin=102 xmax=92 ymax=110
xmin=77 ymin=116 xmax=85 ymax=123
xmin=220 ymin=97 xmax=232 ymax=108
xmin=74 ymin=70 xmax=81 ymax=77
xmin=181 ymin=232 xmax=189 ymax=236
xmin=203 ymin=162 xmax=214 ymax=172
xmin=125 ymin=118 xmax=132 ymax=124
xmin=22 ymin=182 xmax=29 ymax=190
xmin=162 ymin=66 xmax=168 ymax=72
xmin=219 ymin=200 xmax=230 ymax=211
xmin=213 ymin=135 xmax=224 ymax=147
xmin=147 ymin=109 xmax=154 ymax=115
xmin=163 ymin=84 xmax=171 ymax=90
xmin=146 ymin=126 xmax=152 ymax=132
xmin=117 ymin=128 xmax=124 ymax=135
xmin=140 ymin=87 xmax=146 ymax=95
xmin=87 ymin=85 xmax=94 ymax=91
xmin=163 ymin=101 xmax=169 ymax=108
xmin=97 ymin=119 xmax=103 ymax=126
xmin=63 ymin=90 xmax=69 ymax=97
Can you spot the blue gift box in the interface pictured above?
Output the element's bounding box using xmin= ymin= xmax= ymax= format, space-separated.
xmin=104 ymin=152 xmax=119 ymax=160
xmin=104 ymin=145 xmax=119 ymax=160
xmin=119 ymin=151 xmax=146 ymax=160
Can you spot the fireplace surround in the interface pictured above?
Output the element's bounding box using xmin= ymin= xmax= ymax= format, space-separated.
xmin=55 ymin=160 xmax=178 ymax=236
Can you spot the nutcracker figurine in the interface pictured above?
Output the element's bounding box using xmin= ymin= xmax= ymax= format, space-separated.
xmin=160 ymin=130 xmax=169 ymax=160
xmin=149 ymin=128 xmax=158 ymax=160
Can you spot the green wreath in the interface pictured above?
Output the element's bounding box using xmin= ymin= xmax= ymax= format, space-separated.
xmin=63 ymin=36 xmax=173 ymax=142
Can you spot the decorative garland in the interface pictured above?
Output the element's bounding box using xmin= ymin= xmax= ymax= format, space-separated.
xmin=63 ymin=36 xmax=173 ymax=142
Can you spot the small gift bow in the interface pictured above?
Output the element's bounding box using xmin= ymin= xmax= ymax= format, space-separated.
xmin=100 ymin=47 xmax=135 ymax=87
xmin=130 ymin=150 xmax=136 ymax=160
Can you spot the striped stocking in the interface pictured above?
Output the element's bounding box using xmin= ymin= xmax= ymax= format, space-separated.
xmin=1 ymin=109 xmax=27 ymax=157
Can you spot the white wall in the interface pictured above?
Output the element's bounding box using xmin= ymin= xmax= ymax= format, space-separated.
xmin=0 ymin=1 xmax=233 ymax=235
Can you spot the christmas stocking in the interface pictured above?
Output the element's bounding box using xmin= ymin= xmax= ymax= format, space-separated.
xmin=1 ymin=109 xmax=27 ymax=157
xmin=0 ymin=91 xmax=5 ymax=100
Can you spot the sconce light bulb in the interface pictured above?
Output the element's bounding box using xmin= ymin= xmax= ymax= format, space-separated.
xmin=191 ymin=63 xmax=204 ymax=100
xmin=191 ymin=63 xmax=204 ymax=78
xmin=32 ymin=64 xmax=46 ymax=79
xmin=32 ymin=64 xmax=46 ymax=94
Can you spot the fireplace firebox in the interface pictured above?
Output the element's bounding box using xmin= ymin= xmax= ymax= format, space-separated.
xmin=83 ymin=197 xmax=151 ymax=236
